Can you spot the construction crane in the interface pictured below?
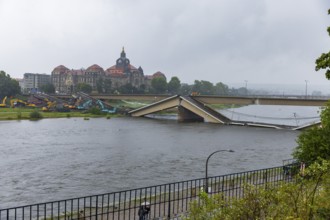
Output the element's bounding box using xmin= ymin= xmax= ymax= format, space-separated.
xmin=0 ymin=96 xmax=7 ymax=107
xmin=41 ymin=101 xmax=57 ymax=111
xmin=10 ymin=99 xmax=36 ymax=108
xmin=96 ymin=100 xmax=116 ymax=113
xmin=76 ymin=92 xmax=116 ymax=113
xmin=33 ymin=93 xmax=71 ymax=111
xmin=77 ymin=100 xmax=93 ymax=110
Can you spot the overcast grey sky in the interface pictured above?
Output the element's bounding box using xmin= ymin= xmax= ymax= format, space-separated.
xmin=1 ymin=0 xmax=330 ymax=88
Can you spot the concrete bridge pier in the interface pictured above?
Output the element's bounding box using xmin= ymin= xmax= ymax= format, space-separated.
xmin=254 ymin=98 xmax=260 ymax=105
xmin=178 ymin=106 xmax=204 ymax=122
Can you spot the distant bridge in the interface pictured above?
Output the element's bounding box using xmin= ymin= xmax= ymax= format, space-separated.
xmin=54 ymin=94 xmax=328 ymax=106
xmin=192 ymin=95 xmax=328 ymax=106
xmin=53 ymin=94 xmax=330 ymax=106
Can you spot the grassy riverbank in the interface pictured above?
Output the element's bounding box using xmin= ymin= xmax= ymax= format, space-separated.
xmin=207 ymin=104 xmax=243 ymax=109
xmin=0 ymin=108 xmax=118 ymax=120
xmin=0 ymin=102 xmax=241 ymax=120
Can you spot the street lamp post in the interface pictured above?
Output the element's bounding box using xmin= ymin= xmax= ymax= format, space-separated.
xmin=244 ymin=80 xmax=248 ymax=95
xmin=305 ymin=80 xmax=308 ymax=98
xmin=205 ymin=149 xmax=234 ymax=193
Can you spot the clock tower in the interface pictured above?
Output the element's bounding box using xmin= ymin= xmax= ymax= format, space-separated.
xmin=116 ymin=47 xmax=130 ymax=71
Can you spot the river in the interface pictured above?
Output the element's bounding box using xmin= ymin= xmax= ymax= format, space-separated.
xmin=219 ymin=105 xmax=321 ymax=126
xmin=0 ymin=115 xmax=302 ymax=208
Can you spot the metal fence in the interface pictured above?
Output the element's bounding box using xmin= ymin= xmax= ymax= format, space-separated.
xmin=0 ymin=163 xmax=299 ymax=220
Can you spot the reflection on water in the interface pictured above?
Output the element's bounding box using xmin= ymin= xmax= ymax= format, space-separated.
xmin=0 ymin=117 xmax=299 ymax=208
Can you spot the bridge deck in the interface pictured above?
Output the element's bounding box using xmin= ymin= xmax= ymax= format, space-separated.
xmin=129 ymin=95 xmax=233 ymax=124
xmin=181 ymin=96 xmax=231 ymax=123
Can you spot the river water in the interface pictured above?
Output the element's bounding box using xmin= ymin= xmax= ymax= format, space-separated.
xmin=0 ymin=116 xmax=302 ymax=209
xmin=219 ymin=105 xmax=321 ymax=126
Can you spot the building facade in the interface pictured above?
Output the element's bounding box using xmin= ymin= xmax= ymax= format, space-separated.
xmin=51 ymin=48 xmax=166 ymax=94
xmin=22 ymin=73 xmax=51 ymax=94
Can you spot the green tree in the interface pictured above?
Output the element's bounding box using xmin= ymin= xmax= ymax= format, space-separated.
xmin=192 ymin=80 xmax=214 ymax=95
xmin=96 ymin=78 xmax=112 ymax=94
xmin=0 ymin=70 xmax=21 ymax=98
xmin=167 ymin=76 xmax=181 ymax=94
xmin=229 ymin=87 xmax=247 ymax=96
xmin=293 ymin=102 xmax=330 ymax=164
xmin=137 ymin=84 xmax=146 ymax=94
xmin=118 ymin=83 xmax=137 ymax=94
xmin=76 ymin=83 xmax=92 ymax=94
xmin=151 ymin=77 xmax=167 ymax=94
xmin=39 ymin=83 xmax=55 ymax=94
xmin=214 ymin=82 xmax=229 ymax=95
xmin=180 ymin=83 xmax=193 ymax=96
xmin=315 ymin=9 xmax=330 ymax=79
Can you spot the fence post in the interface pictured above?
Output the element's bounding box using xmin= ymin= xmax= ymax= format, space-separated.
xmin=167 ymin=184 xmax=171 ymax=220
xmin=95 ymin=196 xmax=98 ymax=220
xmin=265 ymin=170 xmax=268 ymax=190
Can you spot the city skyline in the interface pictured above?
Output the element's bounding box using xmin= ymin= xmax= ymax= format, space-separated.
xmin=1 ymin=0 xmax=330 ymax=87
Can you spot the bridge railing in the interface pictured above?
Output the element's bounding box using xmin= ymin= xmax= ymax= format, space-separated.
xmin=52 ymin=93 xmax=330 ymax=100
xmin=0 ymin=163 xmax=300 ymax=220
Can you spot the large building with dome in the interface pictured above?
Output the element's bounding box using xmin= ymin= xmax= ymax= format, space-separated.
xmin=51 ymin=48 xmax=166 ymax=94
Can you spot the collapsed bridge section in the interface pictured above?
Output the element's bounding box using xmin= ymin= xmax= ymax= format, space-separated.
xmin=128 ymin=95 xmax=231 ymax=124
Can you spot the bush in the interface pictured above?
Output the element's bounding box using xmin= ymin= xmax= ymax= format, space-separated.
xmin=184 ymin=160 xmax=330 ymax=220
xmin=17 ymin=110 xmax=22 ymax=119
xmin=29 ymin=110 xmax=43 ymax=119
xmin=87 ymin=107 xmax=103 ymax=115
xmin=293 ymin=101 xmax=330 ymax=164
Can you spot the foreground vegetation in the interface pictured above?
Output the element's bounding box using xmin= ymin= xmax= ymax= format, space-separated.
xmin=185 ymin=160 xmax=330 ymax=220
xmin=293 ymin=101 xmax=330 ymax=164
xmin=184 ymin=99 xmax=330 ymax=219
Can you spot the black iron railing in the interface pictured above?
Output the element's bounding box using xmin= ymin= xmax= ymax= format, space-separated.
xmin=0 ymin=163 xmax=299 ymax=220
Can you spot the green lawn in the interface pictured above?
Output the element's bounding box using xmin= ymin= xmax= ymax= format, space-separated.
xmin=0 ymin=107 xmax=117 ymax=120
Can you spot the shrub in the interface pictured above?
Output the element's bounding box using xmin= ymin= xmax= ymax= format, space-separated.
xmin=184 ymin=160 xmax=330 ymax=220
xmin=87 ymin=107 xmax=102 ymax=115
xmin=17 ymin=110 xmax=22 ymax=119
xmin=293 ymin=101 xmax=330 ymax=164
xmin=29 ymin=110 xmax=43 ymax=119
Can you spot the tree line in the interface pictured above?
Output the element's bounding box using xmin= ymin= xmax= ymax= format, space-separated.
xmin=0 ymin=71 xmax=21 ymax=98
xmin=0 ymin=71 xmax=249 ymax=97
xmin=68 ymin=77 xmax=249 ymax=95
